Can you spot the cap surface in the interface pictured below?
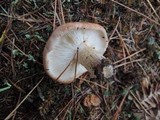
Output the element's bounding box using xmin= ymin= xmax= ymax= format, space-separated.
xmin=43 ymin=22 xmax=108 ymax=83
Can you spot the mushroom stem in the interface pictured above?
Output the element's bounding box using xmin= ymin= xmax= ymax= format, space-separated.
xmin=77 ymin=43 xmax=105 ymax=77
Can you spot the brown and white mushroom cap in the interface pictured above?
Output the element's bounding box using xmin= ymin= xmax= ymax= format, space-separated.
xmin=43 ymin=22 xmax=109 ymax=84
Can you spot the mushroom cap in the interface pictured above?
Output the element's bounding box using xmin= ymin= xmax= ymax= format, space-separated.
xmin=43 ymin=22 xmax=108 ymax=84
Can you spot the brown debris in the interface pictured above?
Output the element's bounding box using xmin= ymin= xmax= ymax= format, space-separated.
xmin=83 ymin=94 xmax=101 ymax=107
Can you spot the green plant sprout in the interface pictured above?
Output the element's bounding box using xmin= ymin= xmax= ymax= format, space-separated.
xmin=0 ymin=82 xmax=12 ymax=93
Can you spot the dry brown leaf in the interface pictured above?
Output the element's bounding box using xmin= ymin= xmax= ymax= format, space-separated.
xmin=83 ymin=94 xmax=101 ymax=107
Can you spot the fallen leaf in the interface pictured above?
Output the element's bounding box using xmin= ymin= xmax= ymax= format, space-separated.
xmin=84 ymin=94 xmax=101 ymax=107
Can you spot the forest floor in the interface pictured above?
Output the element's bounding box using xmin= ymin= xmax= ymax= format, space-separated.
xmin=0 ymin=0 xmax=160 ymax=120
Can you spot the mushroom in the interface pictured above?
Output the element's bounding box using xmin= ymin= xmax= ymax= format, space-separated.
xmin=43 ymin=22 xmax=109 ymax=83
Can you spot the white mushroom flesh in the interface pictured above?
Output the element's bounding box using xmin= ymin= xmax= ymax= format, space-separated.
xmin=78 ymin=43 xmax=105 ymax=77
xmin=45 ymin=28 xmax=108 ymax=83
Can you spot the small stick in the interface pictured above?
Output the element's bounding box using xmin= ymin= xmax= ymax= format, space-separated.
xmin=8 ymin=79 xmax=25 ymax=93
xmin=146 ymin=0 xmax=160 ymax=20
xmin=59 ymin=0 xmax=65 ymax=24
xmin=55 ymin=52 xmax=78 ymax=81
xmin=112 ymin=0 xmax=160 ymax=26
xmin=116 ymin=29 xmax=131 ymax=70
xmin=114 ymin=59 xmax=144 ymax=69
xmin=6 ymin=37 xmax=28 ymax=57
xmin=55 ymin=88 xmax=89 ymax=119
xmin=0 ymin=18 xmax=12 ymax=51
xmin=116 ymin=30 xmax=131 ymax=59
xmin=51 ymin=1 xmax=61 ymax=26
xmin=80 ymin=78 xmax=108 ymax=90
xmin=113 ymin=89 xmax=129 ymax=120
xmin=130 ymin=91 xmax=152 ymax=116
xmin=11 ymin=38 xmax=15 ymax=78
xmin=5 ymin=77 xmax=44 ymax=120
xmin=109 ymin=17 xmax=121 ymax=40
xmin=53 ymin=0 xmax=57 ymax=30
xmin=11 ymin=93 xmax=21 ymax=120
xmin=113 ymin=48 xmax=146 ymax=64
xmin=74 ymin=48 xmax=79 ymax=81
xmin=72 ymin=48 xmax=79 ymax=117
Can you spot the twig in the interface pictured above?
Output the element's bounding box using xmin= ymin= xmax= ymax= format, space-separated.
xmin=146 ymin=0 xmax=160 ymax=20
xmin=51 ymin=1 xmax=62 ymax=28
xmin=114 ymin=48 xmax=146 ymax=64
xmin=109 ymin=17 xmax=121 ymax=40
xmin=11 ymin=93 xmax=21 ymax=120
xmin=74 ymin=48 xmax=79 ymax=82
xmin=53 ymin=0 xmax=57 ymax=30
xmin=55 ymin=51 xmax=79 ymax=81
xmin=8 ymin=79 xmax=26 ymax=93
xmin=112 ymin=0 xmax=160 ymax=26
xmin=116 ymin=29 xmax=132 ymax=70
xmin=80 ymin=78 xmax=108 ymax=90
xmin=5 ymin=77 xmax=44 ymax=120
xmin=0 ymin=18 xmax=12 ymax=51
xmin=130 ymin=91 xmax=152 ymax=116
xmin=136 ymin=62 xmax=148 ymax=77
xmin=0 ymin=13 xmax=50 ymax=23
xmin=116 ymin=30 xmax=131 ymax=58
xmin=55 ymin=88 xmax=89 ymax=119
xmin=72 ymin=102 xmax=80 ymax=120
xmin=113 ymin=89 xmax=130 ymax=120
xmin=6 ymin=37 xmax=28 ymax=57
xmin=71 ymin=48 xmax=79 ymax=119
xmin=11 ymin=38 xmax=15 ymax=79
xmin=114 ymin=59 xmax=144 ymax=69
xmin=59 ymin=0 xmax=65 ymax=24
xmin=55 ymin=59 xmax=74 ymax=81
xmin=15 ymin=72 xmax=44 ymax=84
xmin=14 ymin=4 xmax=47 ymax=18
